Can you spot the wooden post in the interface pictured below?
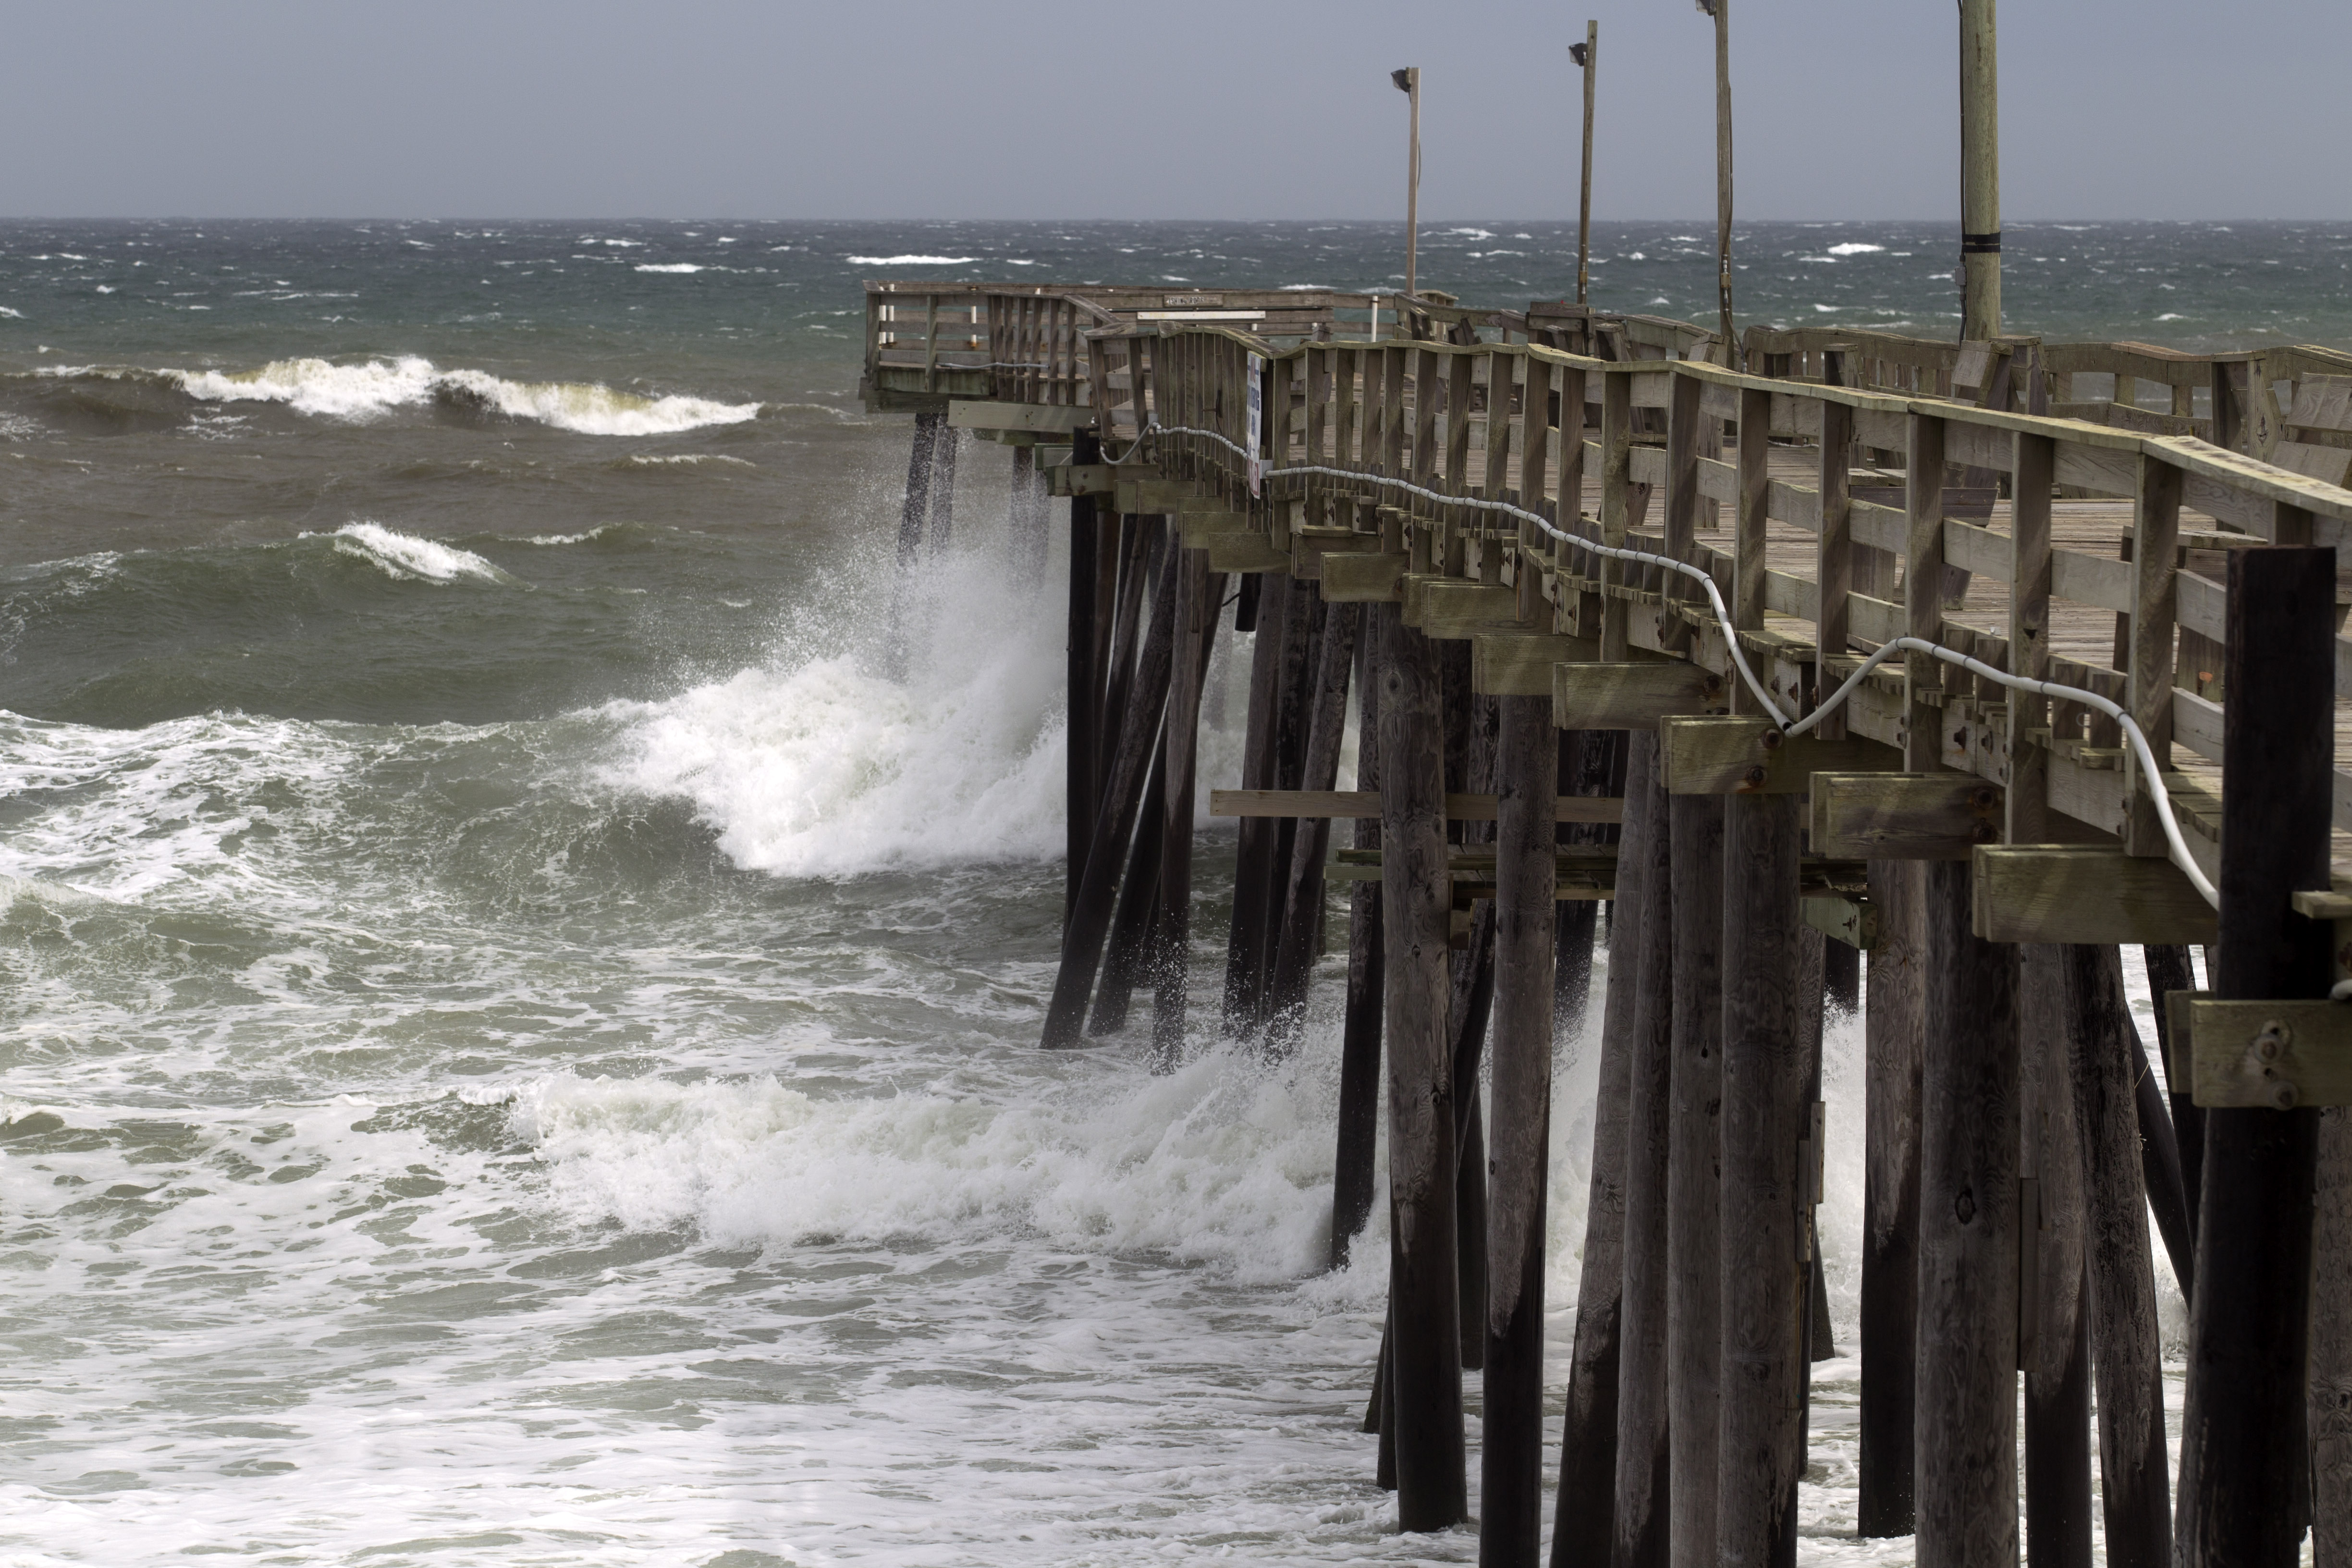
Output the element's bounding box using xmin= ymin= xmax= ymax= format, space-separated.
xmin=1610 ymin=736 xmax=1674 ymax=1568
xmin=1912 ymin=858 xmax=2020 ymax=1568
xmin=1704 ymin=0 xmax=1735 ymax=362
xmin=1959 ymin=0 xmax=2001 ymax=340
xmin=2020 ymin=943 xmax=2093 ymax=1568
xmin=889 ymin=406 xmax=943 ymax=682
xmin=1152 ymin=554 xmax=1220 ymax=1071
xmin=1009 ymin=444 xmax=1048 ymax=580
xmin=1857 ymin=864 xmax=1924 ymax=1540
xmin=1396 ymin=67 xmax=1422 ymax=299
xmin=2312 ymin=1107 xmax=2352 ymax=1564
xmin=1556 ymin=729 xmax=1624 ymax=1031
xmin=2177 ymin=545 xmax=2334 ymax=1567
xmin=2145 ymin=944 xmax=2204 ymax=1252
xmin=1268 ymin=603 xmax=1362 ymax=1049
xmin=1715 ymin=793 xmax=1806 ymax=1567
xmin=1065 ymin=429 xmax=1103 ymax=921
xmin=1332 ymin=625 xmax=1384 ymax=1266
xmin=929 ymin=422 xmax=959 ymax=550
xmin=1224 ymin=577 xmax=1286 ymax=1031
xmin=2060 ymin=943 xmax=2171 ymax=1568
xmin=1549 ymin=729 xmax=1654 ymax=1568
xmin=1666 ymin=793 xmax=1724 ymax=1566
xmin=1482 ymin=691 xmax=1558 ymax=1568
xmin=1574 ymin=22 xmax=1597 ymax=307
xmin=1376 ymin=603 xmax=1468 ymax=1531
xmin=1088 ymin=742 xmax=1164 ymax=1035
xmin=1041 ymin=534 xmax=1177 ymax=1051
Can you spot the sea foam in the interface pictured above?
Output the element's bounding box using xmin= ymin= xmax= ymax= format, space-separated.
xmin=322 ymin=521 xmax=512 ymax=584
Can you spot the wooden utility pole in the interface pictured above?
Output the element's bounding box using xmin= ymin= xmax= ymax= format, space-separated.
xmin=1572 ymin=25 xmax=1597 ymax=306
xmin=1394 ymin=68 xmax=1421 ymax=297
xmin=1699 ymin=0 xmax=1734 ymax=365
xmin=1959 ymin=0 xmax=2001 ymax=339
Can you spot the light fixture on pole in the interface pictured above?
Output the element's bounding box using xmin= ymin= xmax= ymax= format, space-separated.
xmin=1959 ymin=0 xmax=2000 ymax=340
xmin=1392 ymin=67 xmax=1421 ymax=299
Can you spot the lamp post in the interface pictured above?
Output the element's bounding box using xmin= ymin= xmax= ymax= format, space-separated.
xmin=1572 ymin=25 xmax=1597 ymax=307
xmin=1696 ymin=0 xmax=1734 ymax=366
xmin=1392 ymin=67 xmax=1421 ymax=298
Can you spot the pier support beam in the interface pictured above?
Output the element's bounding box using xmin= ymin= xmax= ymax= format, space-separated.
xmin=2178 ymin=545 xmax=2334 ymax=1568
xmin=1912 ymin=858 xmax=2019 ymax=1568
xmin=1268 ymin=603 xmax=1361 ymax=1050
xmin=1715 ymin=792 xmax=1806 ymax=1567
xmin=1064 ymin=430 xmax=1103 ymax=920
xmin=1549 ymin=730 xmax=1655 ymax=1568
xmin=1331 ymin=626 xmax=1383 ymax=1265
xmin=1041 ymin=529 xmax=1176 ymax=1050
xmin=2062 ymin=943 xmax=2171 ymax=1568
xmin=1481 ymin=692 xmax=1557 ymax=1568
xmin=1377 ymin=604 xmax=1468 ymax=1531
xmin=2020 ymin=943 xmax=2093 ymax=1568
xmin=1611 ymin=735 xmax=1674 ymax=1568
xmin=1151 ymin=552 xmax=1219 ymax=1070
xmin=1857 ymin=858 xmax=1923 ymax=1538
xmin=1666 ymin=792 xmax=1725 ymax=1567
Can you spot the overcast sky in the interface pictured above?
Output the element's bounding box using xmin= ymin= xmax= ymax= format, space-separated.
xmin=4 ymin=0 xmax=2342 ymax=222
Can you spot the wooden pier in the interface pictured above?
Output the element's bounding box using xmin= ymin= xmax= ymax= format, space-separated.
xmin=864 ymin=279 xmax=2352 ymax=1565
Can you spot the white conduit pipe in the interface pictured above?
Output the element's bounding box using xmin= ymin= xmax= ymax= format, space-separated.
xmin=1123 ymin=418 xmax=2220 ymax=908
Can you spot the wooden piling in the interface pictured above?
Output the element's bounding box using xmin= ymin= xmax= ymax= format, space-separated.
xmin=1064 ymin=429 xmax=1103 ymax=921
xmin=1912 ymin=858 xmax=2020 ymax=1568
xmin=2144 ymin=944 xmax=2204 ymax=1252
xmin=1267 ymin=602 xmax=1361 ymax=1048
xmin=1857 ymin=858 xmax=1923 ymax=1538
xmin=1611 ymin=735 xmax=1674 ymax=1568
xmin=1715 ymin=792 xmax=1806 ymax=1568
xmin=1224 ymin=581 xmax=1286 ymax=1030
xmin=1152 ymin=552 xmax=1220 ymax=1070
xmin=1821 ymin=937 xmax=1859 ymax=1017
xmin=2060 ymin=942 xmax=2171 ymax=1568
xmin=2312 ymin=1106 xmax=2352 ymax=1564
xmin=1666 ymin=792 xmax=1724 ymax=1568
xmin=1010 ymin=444 xmax=1049 ymax=579
xmin=898 ymin=406 xmax=940 ymax=568
xmin=1556 ymin=729 xmax=1625 ymax=1032
xmin=1088 ymin=741 xmax=1165 ymax=1035
xmin=1376 ymin=603 xmax=1468 ymax=1531
xmin=2121 ymin=990 xmax=2194 ymax=1295
xmin=928 ymin=422 xmax=959 ymax=550
xmin=1451 ymin=901 xmax=1496 ymax=1373
xmin=1482 ymin=692 xmax=1557 ymax=1568
xmin=1548 ymin=729 xmax=1655 ymax=1568
xmin=2178 ymin=544 xmax=2335 ymax=1568
xmin=2020 ymin=943 xmax=2093 ymax=1568
xmin=1041 ymin=532 xmax=1177 ymax=1050
xmin=1332 ymin=626 xmax=1384 ymax=1266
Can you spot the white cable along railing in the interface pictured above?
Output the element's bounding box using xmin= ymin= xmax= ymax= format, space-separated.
xmin=1127 ymin=418 xmax=2222 ymax=909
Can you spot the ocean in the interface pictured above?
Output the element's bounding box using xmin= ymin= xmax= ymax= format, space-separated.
xmin=0 ymin=218 xmax=2326 ymax=1566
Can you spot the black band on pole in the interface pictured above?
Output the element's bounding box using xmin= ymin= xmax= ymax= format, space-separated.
xmin=1961 ymin=232 xmax=2003 ymax=255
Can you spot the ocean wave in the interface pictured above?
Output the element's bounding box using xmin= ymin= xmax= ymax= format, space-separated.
xmin=634 ymin=263 xmax=707 ymax=274
xmin=605 ymin=551 xmax=1065 ymax=877
xmin=513 ymin=1042 xmax=1343 ymax=1284
xmin=50 ymin=355 xmax=764 ymax=436
xmin=845 ymin=255 xmax=979 ymax=266
xmin=606 ymin=453 xmax=756 ymax=471
xmin=317 ymin=522 xmax=513 ymax=585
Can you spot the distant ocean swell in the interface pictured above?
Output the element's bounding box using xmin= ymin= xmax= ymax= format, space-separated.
xmin=20 ymin=357 xmax=761 ymax=436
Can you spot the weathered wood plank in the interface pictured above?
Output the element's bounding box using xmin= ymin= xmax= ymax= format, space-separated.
xmin=1659 ymin=716 xmax=1902 ymax=795
xmin=1475 ymin=633 xmax=1600 ymax=696
xmin=1811 ymin=772 xmax=2004 ymax=860
xmin=1209 ymin=789 xmax=1623 ymax=824
xmin=1970 ymin=846 xmax=2218 ymax=945
xmin=1555 ymin=662 xmax=1728 ymax=732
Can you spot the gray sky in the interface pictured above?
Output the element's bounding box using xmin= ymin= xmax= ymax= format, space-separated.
xmin=4 ymin=0 xmax=2342 ymax=221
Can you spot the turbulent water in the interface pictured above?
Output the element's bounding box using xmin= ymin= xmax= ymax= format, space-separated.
xmin=0 ymin=220 xmax=2307 ymax=1566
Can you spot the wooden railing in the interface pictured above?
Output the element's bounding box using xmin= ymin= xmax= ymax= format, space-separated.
xmin=1084 ymin=321 xmax=2352 ymax=879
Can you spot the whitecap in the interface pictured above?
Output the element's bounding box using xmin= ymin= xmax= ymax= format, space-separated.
xmin=1445 ymin=228 xmax=1495 ymax=240
xmin=635 ymin=263 xmax=704 ymax=274
xmin=318 ymin=522 xmax=514 ymax=585
xmin=1812 ymin=304 xmax=1843 ymax=313
xmin=609 ymin=453 xmax=757 ymax=470
xmin=0 ymin=307 xmax=22 ymax=319
xmin=845 ymin=255 xmax=980 ymax=266
xmin=2157 ymin=312 xmax=2185 ymax=321
xmin=1826 ymin=242 xmax=1885 ymax=256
